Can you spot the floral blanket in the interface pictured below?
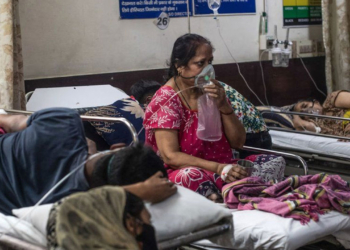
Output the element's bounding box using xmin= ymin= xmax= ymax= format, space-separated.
xmin=222 ymin=173 xmax=350 ymax=224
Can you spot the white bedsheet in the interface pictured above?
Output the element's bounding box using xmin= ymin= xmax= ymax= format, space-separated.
xmin=2 ymin=208 xmax=350 ymax=250
xmin=196 ymin=209 xmax=350 ymax=250
xmin=270 ymin=130 xmax=350 ymax=158
xmin=0 ymin=213 xmax=46 ymax=247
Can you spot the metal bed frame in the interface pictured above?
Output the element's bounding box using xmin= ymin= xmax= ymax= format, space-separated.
xmin=0 ymin=109 xmax=311 ymax=249
xmin=260 ymin=109 xmax=350 ymax=181
xmin=4 ymin=109 xmax=139 ymax=145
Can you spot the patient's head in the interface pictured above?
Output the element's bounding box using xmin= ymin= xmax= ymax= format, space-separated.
xmin=293 ymin=98 xmax=323 ymax=114
xmin=123 ymin=191 xmax=157 ymax=250
xmin=130 ymin=80 xmax=161 ymax=107
xmin=89 ymin=143 xmax=167 ymax=187
xmin=167 ymin=33 xmax=214 ymax=81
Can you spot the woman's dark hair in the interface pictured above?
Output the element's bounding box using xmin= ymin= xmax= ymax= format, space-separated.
xmin=130 ymin=80 xmax=161 ymax=105
xmin=292 ymin=98 xmax=318 ymax=111
xmin=123 ymin=191 xmax=145 ymax=227
xmin=166 ymin=33 xmax=214 ymax=81
xmin=90 ymin=143 xmax=167 ymax=188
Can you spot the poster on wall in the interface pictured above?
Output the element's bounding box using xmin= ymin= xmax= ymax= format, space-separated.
xmin=283 ymin=0 xmax=322 ymax=27
xmin=193 ymin=0 xmax=255 ymax=16
xmin=119 ymin=0 xmax=255 ymax=19
xmin=119 ymin=0 xmax=193 ymax=19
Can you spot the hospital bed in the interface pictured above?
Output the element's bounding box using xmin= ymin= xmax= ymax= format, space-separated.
xmin=0 ymin=110 xmax=232 ymax=250
xmin=260 ymin=109 xmax=350 ymax=181
xmin=0 ymin=109 xmax=349 ymax=250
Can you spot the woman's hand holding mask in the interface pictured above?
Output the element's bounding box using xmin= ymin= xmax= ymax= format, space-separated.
xmin=203 ymin=80 xmax=232 ymax=112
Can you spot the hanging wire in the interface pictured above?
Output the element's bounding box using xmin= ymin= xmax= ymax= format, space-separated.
xmin=216 ymin=19 xmax=266 ymax=106
xmin=297 ymin=54 xmax=327 ymax=97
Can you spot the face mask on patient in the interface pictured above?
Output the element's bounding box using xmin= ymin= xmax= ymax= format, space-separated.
xmin=180 ymin=64 xmax=215 ymax=88
xmin=135 ymin=221 xmax=158 ymax=250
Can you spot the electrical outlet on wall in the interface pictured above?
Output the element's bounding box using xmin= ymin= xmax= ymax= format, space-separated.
xmin=296 ymin=40 xmax=318 ymax=57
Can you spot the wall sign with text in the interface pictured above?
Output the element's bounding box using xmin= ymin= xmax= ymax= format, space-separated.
xmin=193 ymin=0 xmax=255 ymax=16
xmin=283 ymin=0 xmax=322 ymax=27
xmin=119 ymin=0 xmax=255 ymax=19
xmin=120 ymin=0 xmax=192 ymax=19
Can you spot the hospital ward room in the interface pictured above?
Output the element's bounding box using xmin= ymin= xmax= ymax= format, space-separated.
xmin=1 ymin=0 xmax=350 ymax=249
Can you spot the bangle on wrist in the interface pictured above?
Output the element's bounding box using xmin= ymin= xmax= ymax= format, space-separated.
xmin=220 ymin=109 xmax=234 ymax=116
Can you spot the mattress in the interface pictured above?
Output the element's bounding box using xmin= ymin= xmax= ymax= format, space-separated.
xmin=2 ymin=209 xmax=350 ymax=250
xmin=270 ymin=130 xmax=350 ymax=158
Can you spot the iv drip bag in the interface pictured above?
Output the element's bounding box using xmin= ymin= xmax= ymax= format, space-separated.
xmin=207 ymin=0 xmax=221 ymax=17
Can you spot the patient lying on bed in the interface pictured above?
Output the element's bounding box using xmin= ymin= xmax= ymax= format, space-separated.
xmin=0 ymin=108 xmax=176 ymax=215
xmin=46 ymin=186 xmax=158 ymax=250
xmin=292 ymin=90 xmax=350 ymax=139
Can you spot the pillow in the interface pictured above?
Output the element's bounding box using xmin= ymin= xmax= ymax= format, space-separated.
xmin=13 ymin=186 xmax=232 ymax=243
xmin=146 ymin=186 xmax=232 ymax=242
xmin=0 ymin=213 xmax=47 ymax=246
xmin=256 ymin=106 xmax=294 ymax=129
xmin=12 ymin=203 xmax=53 ymax=236
xmin=84 ymin=98 xmax=145 ymax=145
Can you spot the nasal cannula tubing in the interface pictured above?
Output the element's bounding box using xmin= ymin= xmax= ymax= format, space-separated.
xmin=0 ymin=85 xmax=198 ymax=239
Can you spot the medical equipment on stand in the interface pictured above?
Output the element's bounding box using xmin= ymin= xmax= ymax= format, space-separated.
xmin=261 ymin=12 xmax=268 ymax=35
xmin=207 ymin=0 xmax=221 ymax=19
xmin=271 ymin=25 xmax=282 ymax=67
xmin=281 ymin=28 xmax=292 ymax=67
xmin=271 ymin=26 xmax=293 ymax=68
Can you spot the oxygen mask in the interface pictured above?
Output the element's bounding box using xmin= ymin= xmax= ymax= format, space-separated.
xmin=303 ymin=108 xmax=320 ymax=115
xmin=195 ymin=64 xmax=216 ymax=88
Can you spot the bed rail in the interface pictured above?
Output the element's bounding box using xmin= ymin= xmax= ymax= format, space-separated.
xmin=3 ymin=109 xmax=139 ymax=144
xmin=268 ymin=127 xmax=350 ymax=141
xmin=242 ymin=146 xmax=308 ymax=175
xmin=260 ymin=109 xmax=350 ymax=141
xmin=158 ymin=218 xmax=231 ymax=250
xmin=261 ymin=109 xmax=350 ymax=122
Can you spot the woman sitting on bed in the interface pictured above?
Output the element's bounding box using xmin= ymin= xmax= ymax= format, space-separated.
xmin=143 ymin=34 xmax=284 ymax=202
xmin=292 ymin=90 xmax=350 ymax=138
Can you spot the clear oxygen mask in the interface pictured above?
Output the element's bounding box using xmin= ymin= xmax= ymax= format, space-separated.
xmin=195 ymin=64 xmax=216 ymax=88
xmin=303 ymin=108 xmax=320 ymax=115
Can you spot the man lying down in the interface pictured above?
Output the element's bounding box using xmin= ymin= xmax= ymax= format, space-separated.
xmin=0 ymin=108 xmax=179 ymax=249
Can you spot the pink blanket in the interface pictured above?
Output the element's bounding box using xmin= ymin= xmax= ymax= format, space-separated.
xmin=222 ymin=173 xmax=350 ymax=224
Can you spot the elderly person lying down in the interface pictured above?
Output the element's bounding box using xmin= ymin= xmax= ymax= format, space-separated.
xmin=0 ymin=108 xmax=176 ymax=215
xmin=292 ymin=90 xmax=350 ymax=138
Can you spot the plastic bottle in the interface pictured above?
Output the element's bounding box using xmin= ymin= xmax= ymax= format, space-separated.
xmin=271 ymin=47 xmax=282 ymax=67
xmin=261 ymin=12 xmax=268 ymax=35
xmin=281 ymin=48 xmax=291 ymax=67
